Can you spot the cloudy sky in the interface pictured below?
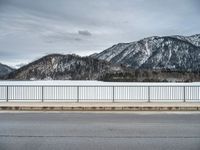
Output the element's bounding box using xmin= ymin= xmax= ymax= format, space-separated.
xmin=0 ymin=0 xmax=200 ymax=67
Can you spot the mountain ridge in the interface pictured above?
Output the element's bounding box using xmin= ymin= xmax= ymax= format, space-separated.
xmin=7 ymin=54 xmax=127 ymax=80
xmin=92 ymin=34 xmax=200 ymax=72
xmin=4 ymin=33 xmax=200 ymax=82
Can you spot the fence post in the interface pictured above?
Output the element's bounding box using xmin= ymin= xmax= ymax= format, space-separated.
xmin=113 ymin=86 xmax=115 ymax=102
xmin=77 ymin=86 xmax=79 ymax=102
xmin=183 ymin=86 xmax=186 ymax=102
xmin=148 ymin=86 xmax=150 ymax=102
xmin=6 ymin=86 xmax=9 ymax=102
xmin=41 ymin=86 xmax=44 ymax=102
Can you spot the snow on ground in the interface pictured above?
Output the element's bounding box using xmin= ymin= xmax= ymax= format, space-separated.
xmin=0 ymin=80 xmax=200 ymax=86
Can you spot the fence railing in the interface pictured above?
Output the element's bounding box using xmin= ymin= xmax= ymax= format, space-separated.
xmin=0 ymin=85 xmax=200 ymax=102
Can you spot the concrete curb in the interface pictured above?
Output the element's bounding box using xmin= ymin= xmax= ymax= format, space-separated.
xmin=0 ymin=106 xmax=200 ymax=111
xmin=0 ymin=102 xmax=200 ymax=111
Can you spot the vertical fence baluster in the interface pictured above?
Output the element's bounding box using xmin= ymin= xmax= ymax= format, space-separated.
xmin=148 ymin=86 xmax=150 ymax=102
xmin=113 ymin=86 xmax=115 ymax=102
xmin=77 ymin=86 xmax=79 ymax=102
xmin=42 ymin=86 xmax=44 ymax=102
xmin=6 ymin=86 xmax=9 ymax=102
xmin=183 ymin=86 xmax=186 ymax=102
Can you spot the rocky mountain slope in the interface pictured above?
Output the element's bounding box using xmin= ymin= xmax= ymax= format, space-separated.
xmin=92 ymin=34 xmax=200 ymax=72
xmin=7 ymin=54 xmax=126 ymax=80
xmin=172 ymin=34 xmax=200 ymax=47
xmin=0 ymin=63 xmax=14 ymax=78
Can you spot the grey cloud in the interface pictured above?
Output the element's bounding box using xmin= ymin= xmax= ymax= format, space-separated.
xmin=78 ymin=30 xmax=92 ymax=36
xmin=74 ymin=38 xmax=82 ymax=41
xmin=44 ymin=32 xmax=83 ymax=43
xmin=0 ymin=0 xmax=200 ymax=66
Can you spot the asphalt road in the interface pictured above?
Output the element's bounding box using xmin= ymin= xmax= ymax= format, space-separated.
xmin=0 ymin=112 xmax=200 ymax=150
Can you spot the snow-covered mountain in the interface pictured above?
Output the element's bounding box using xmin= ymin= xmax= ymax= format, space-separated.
xmin=0 ymin=63 xmax=14 ymax=78
xmin=7 ymin=54 xmax=126 ymax=80
xmin=92 ymin=34 xmax=200 ymax=72
xmin=172 ymin=34 xmax=200 ymax=47
xmin=5 ymin=34 xmax=200 ymax=81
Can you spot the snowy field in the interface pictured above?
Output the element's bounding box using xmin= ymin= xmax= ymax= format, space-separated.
xmin=0 ymin=81 xmax=200 ymax=102
xmin=1 ymin=80 xmax=200 ymax=86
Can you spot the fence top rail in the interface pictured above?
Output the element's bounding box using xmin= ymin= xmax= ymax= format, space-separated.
xmin=0 ymin=85 xmax=200 ymax=87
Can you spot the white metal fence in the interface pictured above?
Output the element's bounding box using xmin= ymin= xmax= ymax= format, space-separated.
xmin=0 ymin=85 xmax=200 ymax=102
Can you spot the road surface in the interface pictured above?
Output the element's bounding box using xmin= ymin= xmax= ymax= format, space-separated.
xmin=0 ymin=112 xmax=200 ymax=150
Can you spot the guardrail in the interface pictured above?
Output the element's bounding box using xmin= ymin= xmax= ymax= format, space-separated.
xmin=0 ymin=85 xmax=200 ymax=102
